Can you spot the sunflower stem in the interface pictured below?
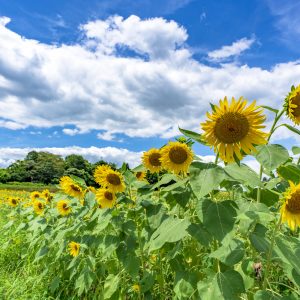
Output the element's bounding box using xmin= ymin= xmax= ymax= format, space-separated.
xmin=257 ymin=109 xmax=285 ymax=203
xmin=214 ymin=153 xmax=219 ymax=165
xmin=262 ymin=217 xmax=281 ymax=290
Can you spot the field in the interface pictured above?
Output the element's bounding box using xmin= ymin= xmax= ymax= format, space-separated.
xmin=1 ymin=95 xmax=300 ymax=299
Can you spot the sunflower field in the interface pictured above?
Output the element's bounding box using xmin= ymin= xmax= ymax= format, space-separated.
xmin=1 ymin=86 xmax=300 ymax=299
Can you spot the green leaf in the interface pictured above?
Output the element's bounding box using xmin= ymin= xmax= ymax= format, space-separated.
xmin=197 ymin=199 xmax=237 ymax=241
xmin=261 ymin=105 xmax=279 ymax=114
xmin=224 ymin=163 xmax=262 ymax=188
xmin=254 ymin=290 xmax=281 ymax=300
xmin=277 ymin=163 xmax=300 ymax=184
xmin=256 ymin=144 xmax=289 ymax=172
xmin=50 ymin=276 xmax=60 ymax=294
xmin=116 ymin=243 xmax=140 ymax=277
xmin=178 ymin=127 xmax=207 ymax=145
xmin=292 ymin=146 xmax=300 ymax=155
xmin=147 ymin=217 xmax=190 ymax=252
xmin=132 ymin=164 xmax=145 ymax=172
xmin=174 ymin=271 xmax=197 ymax=299
xmin=140 ymin=272 xmax=155 ymax=293
xmin=151 ymin=173 xmax=177 ymax=190
xmin=210 ymin=239 xmax=245 ymax=266
xmin=197 ymin=270 xmax=245 ymax=300
xmin=143 ymin=202 xmax=168 ymax=230
xmin=190 ymin=162 xmax=226 ymax=199
xmin=34 ymin=245 xmax=49 ymax=262
xmin=275 ymin=235 xmax=300 ymax=274
xmin=280 ymin=124 xmax=300 ymax=136
xmin=103 ymin=274 xmax=120 ymax=299
xmin=187 ymin=222 xmax=212 ymax=247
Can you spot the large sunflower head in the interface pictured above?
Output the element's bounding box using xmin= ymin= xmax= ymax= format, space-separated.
xmin=7 ymin=197 xmax=19 ymax=207
xmin=160 ymin=141 xmax=194 ymax=175
xmin=33 ymin=200 xmax=45 ymax=215
xmin=284 ymin=84 xmax=300 ymax=125
xmin=30 ymin=191 xmax=41 ymax=202
xmin=60 ymin=176 xmax=84 ymax=199
xmin=68 ymin=241 xmax=80 ymax=257
xmin=201 ymin=96 xmax=268 ymax=163
xmin=95 ymin=188 xmax=116 ymax=208
xmin=280 ymin=181 xmax=300 ymax=231
xmin=57 ymin=199 xmax=72 ymax=216
xmin=142 ymin=148 xmax=162 ymax=173
xmin=94 ymin=165 xmax=125 ymax=193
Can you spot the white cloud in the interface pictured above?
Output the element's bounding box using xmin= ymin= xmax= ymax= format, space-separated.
xmin=207 ymin=37 xmax=255 ymax=61
xmin=0 ymin=15 xmax=299 ymax=144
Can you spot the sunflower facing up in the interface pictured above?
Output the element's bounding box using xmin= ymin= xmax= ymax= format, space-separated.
xmin=280 ymin=181 xmax=300 ymax=231
xmin=94 ymin=165 xmax=125 ymax=193
xmin=7 ymin=197 xmax=19 ymax=207
xmin=42 ymin=189 xmax=53 ymax=204
xmin=60 ymin=176 xmax=84 ymax=199
xmin=160 ymin=141 xmax=194 ymax=174
xmin=33 ymin=200 xmax=45 ymax=215
xmin=57 ymin=200 xmax=72 ymax=216
xmin=95 ymin=188 xmax=116 ymax=208
xmin=142 ymin=148 xmax=163 ymax=173
xmin=284 ymin=84 xmax=300 ymax=125
xmin=201 ymin=97 xmax=268 ymax=163
xmin=68 ymin=241 xmax=80 ymax=257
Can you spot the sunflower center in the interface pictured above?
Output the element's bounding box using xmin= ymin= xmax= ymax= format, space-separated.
xmin=106 ymin=173 xmax=121 ymax=185
xmin=136 ymin=172 xmax=143 ymax=179
xmin=291 ymin=94 xmax=300 ymax=117
xmin=214 ymin=112 xmax=249 ymax=143
xmin=168 ymin=146 xmax=188 ymax=164
xmin=62 ymin=203 xmax=68 ymax=210
xmin=38 ymin=203 xmax=43 ymax=209
xmin=104 ymin=191 xmax=113 ymax=201
xmin=70 ymin=184 xmax=81 ymax=192
xmin=12 ymin=199 xmax=16 ymax=205
xmin=286 ymin=191 xmax=300 ymax=213
xmin=149 ymin=153 xmax=161 ymax=167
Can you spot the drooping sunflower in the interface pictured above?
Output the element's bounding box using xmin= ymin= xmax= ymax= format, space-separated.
xmin=160 ymin=141 xmax=194 ymax=174
xmin=135 ymin=171 xmax=146 ymax=181
xmin=284 ymin=84 xmax=300 ymax=125
xmin=57 ymin=200 xmax=72 ymax=216
xmin=7 ymin=197 xmax=19 ymax=207
xmin=33 ymin=200 xmax=45 ymax=215
xmin=94 ymin=165 xmax=125 ymax=193
xmin=201 ymin=96 xmax=268 ymax=163
xmin=280 ymin=181 xmax=300 ymax=231
xmin=142 ymin=148 xmax=162 ymax=173
xmin=95 ymin=188 xmax=116 ymax=208
xmin=30 ymin=191 xmax=41 ymax=202
xmin=68 ymin=241 xmax=80 ymax=257
xmin=60 ymin=176 xmax=84 ymax=199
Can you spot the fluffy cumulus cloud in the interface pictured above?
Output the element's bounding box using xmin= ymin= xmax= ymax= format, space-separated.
xmin=0 ymin=15 xmax=300 ymax=143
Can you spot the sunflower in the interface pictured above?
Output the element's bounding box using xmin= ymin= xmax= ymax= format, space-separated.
xmin=94 ymin=165 xmax=125 ymax=193
xmin=68 ymin=241 xmax=80 ymax=257
xmin=7 ymin=197 xmax=19 ymax=207
xmin=57 ymin=200 xmax=72 ymax=216
xmin=280 ymin=181 xmax=300 ymax=231
xmin=132 ymin=284 xmax=141 ymax=293
xmin=160 ymin=141 xmax=194 ymax=174
xmin=30 ymin=191 xmax=41 ymax=202
xmin=142 ymin=148 xmax=162 ymax=173
xmin=60 ymin=176 xmax=84 ymax=199
xmin=42 ymin=189 xmax=53 ymax=204
xmin=284 ymin=84 xmax=300 ymax=125
xmin=201 ymin=96 xmax=268 ymax=163
xmin=95 ymin=188 xmax=116 ymax=208
xmin=135 ymin=171 xmax=146 ymax=181
xmin=33 ymin=200 xmax=45 ymax=215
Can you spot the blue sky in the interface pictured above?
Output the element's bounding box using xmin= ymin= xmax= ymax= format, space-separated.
xmin=0 ymin=0 xmax=299 ymax=167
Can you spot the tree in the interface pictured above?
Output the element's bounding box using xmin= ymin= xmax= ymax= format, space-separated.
xmin=65 ymin=154 xmax=91 ymax=171
xmin=0 ymin=168 xmax=10 ymax=183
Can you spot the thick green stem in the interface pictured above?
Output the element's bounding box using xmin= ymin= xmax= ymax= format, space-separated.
xmin=214 ymin=153 xmax=219 ymax=165
xmin=257 ymin=109 xmax=285 ymax=202
xmin=263 ymin=218 xmax=281 ymax=290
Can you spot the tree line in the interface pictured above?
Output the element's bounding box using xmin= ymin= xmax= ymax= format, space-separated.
xmin=0 ymin=151 xmax=117 ymax=185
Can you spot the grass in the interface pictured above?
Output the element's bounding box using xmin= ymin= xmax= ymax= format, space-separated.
xmin=0 ymin=182 xmax=58 ymax=192
xmin=0 ymin=208 xmax=50 ymax=300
